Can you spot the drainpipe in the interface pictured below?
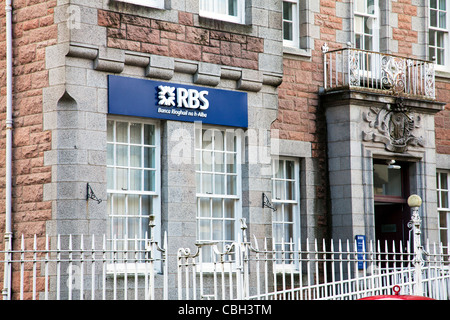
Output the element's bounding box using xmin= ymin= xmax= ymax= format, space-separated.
xmin=2 ymin=0 xmax=13 ymax=300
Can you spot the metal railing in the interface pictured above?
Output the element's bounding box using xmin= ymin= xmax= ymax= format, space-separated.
xmin=1 ymin=224 xmax=450 ymax=300
xmin=322 ymin=45 xmax=436 ymax=99
xmin=1 ymin=233 xmax=167 ymax=300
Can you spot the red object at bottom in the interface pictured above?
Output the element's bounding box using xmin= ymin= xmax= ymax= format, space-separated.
xmin=358 ymin=285 xmax=435 ymax=300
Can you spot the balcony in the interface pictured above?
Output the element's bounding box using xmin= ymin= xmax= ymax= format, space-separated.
xmin=322 ymin=45 xmax=435 ymax=100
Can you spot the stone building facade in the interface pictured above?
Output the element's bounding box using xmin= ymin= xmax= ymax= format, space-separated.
xmin=0 ymin=0 xmax=449 ymax=299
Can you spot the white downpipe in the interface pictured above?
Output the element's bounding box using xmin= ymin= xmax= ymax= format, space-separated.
xmin=2 ymin=0 xmax=13 ymax=300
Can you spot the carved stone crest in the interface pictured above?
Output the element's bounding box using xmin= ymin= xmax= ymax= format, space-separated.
xmin=362 ymin=98 xmax=424 ymax=153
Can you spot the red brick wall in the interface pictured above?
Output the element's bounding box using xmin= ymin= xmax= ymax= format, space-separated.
xmin=98 ymin=9 xmax=264 ymax=70
xmin=392 ymin=0 xmax=417 ymax=57
xmin=435 ymin=80 xmax=450 ymax=155
xmin=0 ymin=0 xmax=56 ymax=299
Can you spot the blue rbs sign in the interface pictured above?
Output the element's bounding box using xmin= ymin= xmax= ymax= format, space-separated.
xmin=108 ymin=75 xmax=248 ymax=128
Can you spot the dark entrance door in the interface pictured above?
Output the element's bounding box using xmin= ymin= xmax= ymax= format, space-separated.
xmin=373 ymin=160 xmax=410 ymax=254
xmin=374 ymin=203 xmax=409 ymax=251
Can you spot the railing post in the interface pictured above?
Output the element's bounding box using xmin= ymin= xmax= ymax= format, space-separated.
xmin=407 ymin=195 xmax=424 ymax=296
xmin=322 ymin=43 xmax=329 ymax=89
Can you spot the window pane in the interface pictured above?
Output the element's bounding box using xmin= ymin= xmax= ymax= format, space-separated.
xmin=116 ymin=122 xmax=128 ymax=143
xmin=274 ymin=180 xmax=284 ymax=200
xmin=199 ymin=198 xmax=210 ymax=217
xmin=116 ymin=168 xmax=128 ymax=190
xmin=107 ymin=168 xmax=114 ymax=189
xmin=365 ymin=35 xmax=373 ymax=51
xmin=440 ymin=11 xmax=447 ymax=29
xmin=437 ymin=31 xmax=445 ymax=47
xmin=113 ymin=194 xmax=126 ymax=215
xmin=443 ymin=191 xmax=449 ymax=208
xmin=107 ymin=144 xmax=114 ymax=166
xmin=128 ymin=194 xmax=139 ymax=216
xmin=364 ymin=17 xmax=373 ymax=35
xmin=441 ymin=229 xmax=448 ymax=245
xmin=431 ymin=0 xmax=438 ymax=9
xmin=144 ymin=170 xmax=155 ymax=192
xmin=130 ymin=169 xmax=142 ymax=191
xmin=212 ymin=220 xmax=223 ymax=241
xmin=437 ymin=48 xmax=445 ymax=65
xmin=144 ymin=147 xmax=155 ymax=169
xmin=213 ymin=130 xmax=224 ymax=151
xmin=199 ymin=220 xmax=210 ymax=240
xmin=107 ymin=121 xmax=114 ymax=142
xmin=431 ymin=9 xmax=438 ymax=28
xmin=116 ymin=145 xmax=128 ymax=166
xmin=286 ymin=181 xmax=295 ymax=200
xmin=202 ymin=129 xmax=213 ymax=150
xmin=202 ymin=151 xmax=213 ymax=172
xmin=284 ymin=22 xmax=293 ymax=41
xmin=224 ymin=198 xmax=235 ymax=218
xmin=142 ymin=195 xmax=153 ymax=216
xmin=286 ymin=160 xmax=295 ymax=179
xmin=355 ymin=34 xmax=362 ymax=49
xmin=373 ymin=164 xmax=402 ymax=197
xmin=130 ymin=123 xmax=142 ymax=144
xmin=283 ymin=2 xmax=293 ymax=20
xmin=215 ymin=152 xmax=224 ymax=172
xmin=214 ymin=174 xmax=225 ymax=194
xmin=441 ymin=173 xmax=448 ymax=189
xmin=202 ymin=173 xmax=213 ymax=194
xmin=144 ymin=125 xmax=155 ymax=145
xmin=212 ymin=198 xmax=222 ymax=218
xmin=440 ymin=211 xmax=447 ymax=228
xmin=368 ymin=0 xmax=375 ymax=14
xmin=228 ymin=0 xmax=237 ymax=16
xmin=355 ymin=16 xmax=363 ymax=33
xmin=130 ymin=146 xmax=142 ymax=167
xmin=430 ymin=30 xmax=436 ymax=46
xmin=225 ymin=131 xmax=236 ymax=151
xmin=227 ymin=175 xmax=237 ymax=195
xmin=226 ymin=153 xmax=236 ymax=173
xmin=355 ymin=0 xmax=365 ymax=13
xmin=225 ymin=220 xmax=234 ymax=240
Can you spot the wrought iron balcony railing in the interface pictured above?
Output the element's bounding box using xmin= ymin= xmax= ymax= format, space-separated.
xmin=322 ymin=45 xmax=435 ymax=100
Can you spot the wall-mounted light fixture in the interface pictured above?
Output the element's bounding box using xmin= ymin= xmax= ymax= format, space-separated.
xmin=387 ymin=159 xmax=401 ymax=170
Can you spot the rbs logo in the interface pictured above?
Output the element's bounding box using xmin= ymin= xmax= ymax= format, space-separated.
xmin=158 ymin=85 xmax=209 ymax=110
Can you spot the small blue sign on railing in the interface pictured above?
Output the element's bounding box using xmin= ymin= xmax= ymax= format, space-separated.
xmin=108 ymin=75 xmax=248 ymax=128
xmin=355 ymin=235 xmax=366 ymax=270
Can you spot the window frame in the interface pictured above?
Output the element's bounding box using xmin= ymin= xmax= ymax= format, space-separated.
xmin=271 ymin=157 xmax=301 ymax=271
xmin=283 ymin=0 xmax=300 ymax=48
xmin=437 ymin=171 xmax=450 ymax=250
xmin=114 ymin=0 xmax=165 ymax=9
xmin=106 ymin=117 xmax=162 ymax=272
xmin=195 ymin=126 xmax=243 ymax=265
xmin=429 ymin=0 xmax=450 ymax=71
xmin=199 ymin=0 xmax=246 ymax=24
xmin=353 ymin=0 xmax=380 ymax=52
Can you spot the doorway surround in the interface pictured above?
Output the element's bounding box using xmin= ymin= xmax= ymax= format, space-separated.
xmin=320 ymin=89 xmax=445 ymax=243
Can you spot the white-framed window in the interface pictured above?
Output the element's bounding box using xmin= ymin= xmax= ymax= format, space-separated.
xmin=429 ymin=0 xmax=450 ymax=69
xmin=272 ymin=158 xmax=300 ymax=269
xmin=283 ymin=0 xmax=300 ymax=48
xmin=114 ymin=0 xmax=165 ymax=9
xmin=437 ymin=171 xmax=450 ymax=252
xmin=354 ymin=0 xmax=379 ymax=52
xmin=199 ymin=0 xmax=246 ymax=24
xmin=195 ymin=127 xmax=242 ymax=263
xmin=106 ymin=118 xmax=161 ymax=268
